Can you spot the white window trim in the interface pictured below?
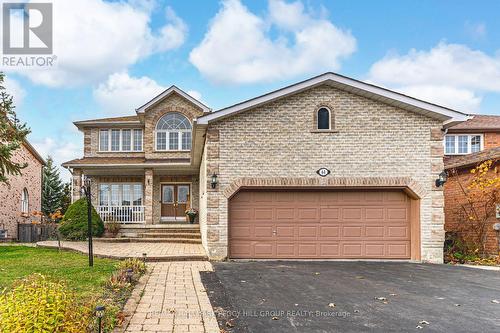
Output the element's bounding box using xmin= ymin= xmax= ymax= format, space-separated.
xmin=98 ymin=128 xmax=143 ymax=152
xmin=21 ymin=188 xmax=29 ymax=214
xmin=154 ymin=129 xmax=191 ymax=152
xmin=317 ymin=107 xmax=332 ymax=130
xmin=99 ymin=182 xmax=143 ymax=207
xmin=444 ymin=134 xmax=484 ymax=155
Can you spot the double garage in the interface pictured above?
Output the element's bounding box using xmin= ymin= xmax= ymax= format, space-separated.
xmin=228 ymin=189 xmax=420 ymax=260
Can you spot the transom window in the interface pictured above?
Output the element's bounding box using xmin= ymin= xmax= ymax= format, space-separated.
xmin=99 ymin=129 xmax=143 ymax=152
xmin=444 ymin=134 xmax=483 ymax=155
xmin=317 ymin=107 xmax=331 ymax=130
xmin=155 ymin=113 xmax=192 ymax=151
xmin=99 ymin=183 xmax=143 ymax=207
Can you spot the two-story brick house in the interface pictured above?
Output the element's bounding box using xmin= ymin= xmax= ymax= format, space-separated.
xmin=63 ymin=72 xmax=469 ymax=263
xmin=444 ymin=115 xmax=500 ymax=254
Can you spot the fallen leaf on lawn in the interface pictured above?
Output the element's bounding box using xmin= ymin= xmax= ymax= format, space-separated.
xmin=419 ymin=320 xmax=429 ymax=325
xmin=374 ymin=297 xmax=387 ymax=301
xmin=272 ymin=316 xmax=279 ymax=320
xmin=314 ymin=272 xmax=320 ymax=275
xmin=328 ymin=303 xmax=336 ymax=308
xmin=416 ymin=325 xmax=423 ymax=329
xmin=492 ymin=300 xmax=500 ymax=304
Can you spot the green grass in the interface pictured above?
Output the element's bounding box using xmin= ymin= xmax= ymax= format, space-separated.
xmin=0 ymin=246 xmax=119 ymax=298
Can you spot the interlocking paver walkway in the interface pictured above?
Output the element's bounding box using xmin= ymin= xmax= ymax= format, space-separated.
xmin=36 ymin=241 xmax=207 ymax=261
xmin=123 ymin=262 xmax=219 ymax=333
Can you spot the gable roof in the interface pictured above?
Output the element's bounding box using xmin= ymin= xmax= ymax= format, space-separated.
xmin=197 ymin=72 xmax=469 ymax=125
xmin=444 ymin=147 xmax=500 ymax=170
xmin=447 ymin=115 xmax=500 ymax=133
xmin=23 ymin=140 xmax=46 ymax=166
xmin=136 ymin=86 xmax=211 ymax=114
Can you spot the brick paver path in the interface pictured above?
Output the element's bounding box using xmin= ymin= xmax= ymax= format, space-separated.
xmin=37 ymin=241 xmax=207 ymax=261
xmin=123 ymin=262 xmax=219 ymax=333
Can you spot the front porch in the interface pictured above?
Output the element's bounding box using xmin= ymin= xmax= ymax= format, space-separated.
xmin=72 ymin=169 xmax=200 ymax=225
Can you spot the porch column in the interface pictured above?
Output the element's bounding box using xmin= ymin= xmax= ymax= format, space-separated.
xmin=71 ymin=169 xmax=82 ymax=203
xmin=144 ymin=168 xmax=154 ymax=224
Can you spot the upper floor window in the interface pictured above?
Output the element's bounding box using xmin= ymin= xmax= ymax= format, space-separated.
xmin=21 ymin=188 xmax=29 ymax=214
xmin=317 ymin=108 xmax=330 ymax=130
xmin=155 ymin=113 xmax=192 ymax=151
xmin=444 ymin=134 xmax=483 ymax=155
xmin=99 ymin=129 xmax=143 ymax=152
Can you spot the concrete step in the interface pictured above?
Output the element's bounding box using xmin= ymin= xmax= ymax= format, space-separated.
xmin=145 ymin=228 xmax=200 ymax=233
xmin=140 ymin=232 xmax=201 ymax=239
xmin=96 ymin=237 xmax=202 ymax=244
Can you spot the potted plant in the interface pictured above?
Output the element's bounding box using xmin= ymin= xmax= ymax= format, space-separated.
xmin=185 ymin=208 xmax=198 ymax=224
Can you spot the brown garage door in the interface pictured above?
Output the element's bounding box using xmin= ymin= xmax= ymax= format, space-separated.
xmin=229 ymin=189 xmax=411 ymax=259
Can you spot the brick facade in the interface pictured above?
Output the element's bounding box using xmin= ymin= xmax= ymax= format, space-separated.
xmin=0 ymin=143 xmax=44 ymax=239
xmin=444 ymin=166 xmax=499 ymax=254
xmin=200 ymin=84 xmax=445 ymax=263
xmin=485 ymin=132 xmax=500 ymax=149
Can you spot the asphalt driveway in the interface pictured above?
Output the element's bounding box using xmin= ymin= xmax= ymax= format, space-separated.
xmin=201 ymin=262 xmax=500 ymax=333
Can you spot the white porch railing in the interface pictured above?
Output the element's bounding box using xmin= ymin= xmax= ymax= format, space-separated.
xmin=97 ymin=206 xmax=145 ymax=223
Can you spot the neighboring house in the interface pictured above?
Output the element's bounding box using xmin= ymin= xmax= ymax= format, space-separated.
xmin=62 ymin=72 xmax=469 ymax=263
xmin=0 ymin=141 xmax=45 ymax=240
xmin=444 ymin=115 xmax=500 ymax=254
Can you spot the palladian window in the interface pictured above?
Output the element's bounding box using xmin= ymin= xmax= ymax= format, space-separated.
xmin=155 ymin=113 xmax=192 ymax=151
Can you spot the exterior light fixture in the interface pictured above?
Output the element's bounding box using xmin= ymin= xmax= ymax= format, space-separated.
xmin=142 ymin=253 xmax=147 ymax=263
xmin=435 ymin=171 xmax=448 ymax=187
xmin=95 ymin=305 xmax=105 ymax=333
xmin=211 ymin=174 xmax=218 ymax=189
xmin=126 ymin=268 xmax=133 ymax=283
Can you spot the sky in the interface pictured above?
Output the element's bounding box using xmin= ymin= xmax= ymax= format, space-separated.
xmin=2 ymin=0 xmax=500 ymax=180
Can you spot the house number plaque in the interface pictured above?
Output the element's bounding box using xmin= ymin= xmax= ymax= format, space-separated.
xmin=316 ymin=168 xmax=331 ymax=177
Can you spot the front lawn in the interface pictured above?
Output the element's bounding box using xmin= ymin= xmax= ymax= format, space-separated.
xmin=0 ymin=245 xmax=118 ymax=298
xmin=0 ymin=245 xmax=146 ymax=331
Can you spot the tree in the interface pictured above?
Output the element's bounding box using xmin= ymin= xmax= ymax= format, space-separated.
xmin=41 ymin=156 xmax=64 ymax=216
xmin=451 ymin=160 xmax=500 ymax=255
xmin=0 ymin=72 xmax=30 ymax=183
xmin=60 ymin=182 xmax=72 ymax=215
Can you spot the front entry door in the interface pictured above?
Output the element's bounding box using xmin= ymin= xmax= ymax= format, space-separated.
xmin=161 ymin=184 xmax=190 ymax=220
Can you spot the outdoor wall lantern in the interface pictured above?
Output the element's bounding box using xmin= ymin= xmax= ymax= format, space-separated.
xmin=211 ymin=173 xmax=218 ymax=189
xmin=435 ymin=171 xmax=448 ymax=187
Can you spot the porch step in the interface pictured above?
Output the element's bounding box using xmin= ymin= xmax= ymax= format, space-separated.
xmin=140 ymin=232 xmax=201 ymax=239
xmin=146 ymin=228 xmax=200 ymax=233
xmin=96 ymin=237 xmax=202 ymax=244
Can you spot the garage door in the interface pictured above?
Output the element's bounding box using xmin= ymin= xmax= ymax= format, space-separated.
xmin=229 ymin=189 xmax=412 ymax=259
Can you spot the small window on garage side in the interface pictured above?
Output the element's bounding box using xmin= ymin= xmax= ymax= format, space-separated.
xmin=317 ymin=107 xmax=331 ymax=130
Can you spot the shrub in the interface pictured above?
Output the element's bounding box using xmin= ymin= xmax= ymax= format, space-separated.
xmin=59 ymin=198 xmax=104 ymax=240
xmin=116 ymin=258 xmax=147 ymax=275
xmin=0 ymin=274 xmax=91 ymax=332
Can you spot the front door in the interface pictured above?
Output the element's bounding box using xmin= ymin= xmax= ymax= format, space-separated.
xmin=161 ymin=184 xmax=190 ymax=221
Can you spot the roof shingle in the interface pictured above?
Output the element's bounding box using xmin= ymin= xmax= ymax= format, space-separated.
xmin=448 ymin=115 xmax=500 ymax=132
xmin=444 ymin=147 xmax=500 ymax=170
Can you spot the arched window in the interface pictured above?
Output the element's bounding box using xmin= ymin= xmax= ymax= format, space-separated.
xmin=21 ymin=188 xmax=29 ymax=214
xmin=155 ymin=113 xmax=192 ymax=151
xmin=317 ymin=107 xmax=331 ymax=130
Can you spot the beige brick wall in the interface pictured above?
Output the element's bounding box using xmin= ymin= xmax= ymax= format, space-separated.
xmin=0 ymin=144 xmax=43 ymax=239
xmin=203 ymin=84 xmax=445 ymax=263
